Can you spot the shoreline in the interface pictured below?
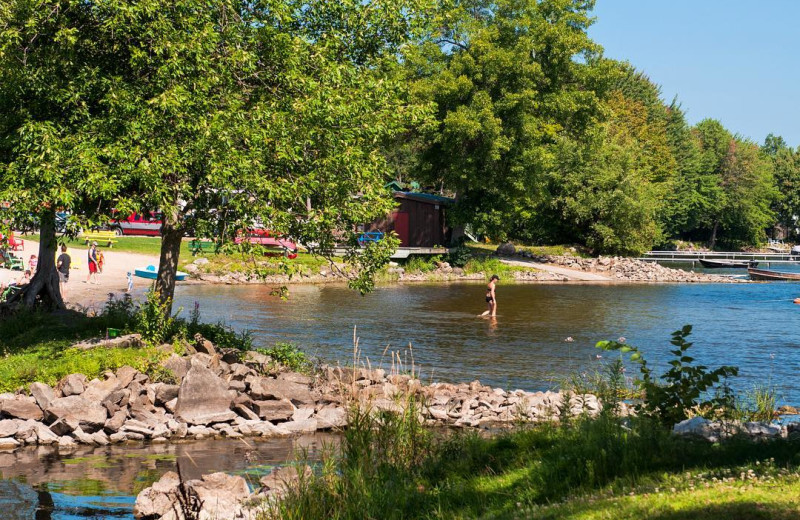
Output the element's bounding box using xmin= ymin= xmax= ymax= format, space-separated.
xmin=11 ymin=240 xmax=746 ymax=310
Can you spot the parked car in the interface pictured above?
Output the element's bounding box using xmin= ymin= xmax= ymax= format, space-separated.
xmin=110 ymin=211 xmax=163 ymax=236
xmin=234 ymin=228 xmax=298 ymax=259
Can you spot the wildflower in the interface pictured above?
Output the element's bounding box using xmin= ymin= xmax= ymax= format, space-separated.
xmin=564 ymin=337 xmax=574 ymax=343
xmin=618 ymin=337 xmax=626 ymax=343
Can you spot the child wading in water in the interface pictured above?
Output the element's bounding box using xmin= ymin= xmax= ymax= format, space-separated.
xmin=480 ymin=274 xmax=500 ymax=317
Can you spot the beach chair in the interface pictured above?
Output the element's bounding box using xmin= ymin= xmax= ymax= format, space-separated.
xmin=2 ymin=250 xmax=24 ymax=271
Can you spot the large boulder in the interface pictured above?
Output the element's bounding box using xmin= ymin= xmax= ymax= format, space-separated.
xmin=82 ymin=376 xmax=122 ymax=402
xmin=45 ymin=396 xmax=107 ymax=433
xmin=249 ymin=377 xmax=314 ymax=405
xmin=495 ymin=242 xmax=516 ymax=256
xmin=315 ymin=406 xmax=347 ymax=429
xmin=251 ymin=400 xmax=295 ymax=422
xmin=174 ymin=360 xmax=237 ymax=425
xmin=0 ymin=396 xmax=43 ymax=421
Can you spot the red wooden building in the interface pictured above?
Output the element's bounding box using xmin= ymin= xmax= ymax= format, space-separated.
xmin=368 ymin=192 xmax=454 ymax=248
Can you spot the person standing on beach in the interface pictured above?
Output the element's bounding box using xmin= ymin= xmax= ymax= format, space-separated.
xmin=86 ymin=242 xmax=99 ymax=284
xmin=57 ymin=244 xmax=71 ymax=299
xmin=481 ymin=274 xmax=500 ymax=317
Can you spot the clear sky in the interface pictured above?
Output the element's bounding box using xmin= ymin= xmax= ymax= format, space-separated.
xmin=589 ymin=0 xmax=800 ymax=146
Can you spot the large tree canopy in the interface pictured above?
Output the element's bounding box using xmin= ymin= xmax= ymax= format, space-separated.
xmin=0 ymin=0 xmax=430 ymax=310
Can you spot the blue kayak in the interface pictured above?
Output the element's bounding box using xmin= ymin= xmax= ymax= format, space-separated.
xmin=134 ymin=265 xmax=189 ymax=281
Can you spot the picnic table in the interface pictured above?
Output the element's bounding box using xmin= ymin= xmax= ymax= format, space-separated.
xmin=81 ymin=230 xmax=118 ymax=247
xmin=189 ymin=239 xmax=216 ymax=255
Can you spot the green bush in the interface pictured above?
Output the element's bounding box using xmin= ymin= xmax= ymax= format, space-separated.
xmin=596 ymin=325 xmax=738 ymax=426
xmin=446 ymin=244 xmax=472 ymax=267
xmin=257 ymin=342 xmax=312 ymax=373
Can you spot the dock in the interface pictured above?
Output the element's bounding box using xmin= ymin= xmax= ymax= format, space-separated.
xmin=640 ymin=251 xmax=800 ymax=268
xmin=327 ymin=246 xmax=450 ymax=259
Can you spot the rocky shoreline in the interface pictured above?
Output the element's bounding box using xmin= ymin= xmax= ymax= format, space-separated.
xmin=184 ymin=249 xmax=738 ymax=286
xmin=0 ymin=334 xmax=592 ymax=453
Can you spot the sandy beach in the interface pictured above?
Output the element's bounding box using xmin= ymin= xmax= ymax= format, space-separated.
xmin=3 ymin=240 xmax=161 ymax=310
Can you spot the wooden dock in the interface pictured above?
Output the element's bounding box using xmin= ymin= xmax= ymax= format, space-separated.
xmin=327 ymin=246 xmax=450 ymax=259
xmin=640 ymin=251 xmax=800 ymax=268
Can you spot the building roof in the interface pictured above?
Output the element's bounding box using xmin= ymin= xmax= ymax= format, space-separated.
xmin=393 ymin=191 xmax=454 ymax=205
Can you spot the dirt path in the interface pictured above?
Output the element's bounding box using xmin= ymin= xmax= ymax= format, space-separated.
xmin=499 ymin=258 xmax=613 ymax=281
xmin=2 ymin=241 xmax=161 ymax=310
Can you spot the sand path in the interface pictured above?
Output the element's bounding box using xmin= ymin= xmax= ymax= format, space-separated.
xmin=499 ymin=257 xmax=613 ymax=281
xmin=1 ymin=240 xmax=161 ymax=310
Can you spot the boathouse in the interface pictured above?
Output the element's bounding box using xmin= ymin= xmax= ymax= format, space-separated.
xmin=367 ymin=191 xmax=454 ymax=249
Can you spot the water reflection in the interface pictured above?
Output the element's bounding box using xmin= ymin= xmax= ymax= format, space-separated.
xmin=0 ymin=435 xmax=334 ymax=519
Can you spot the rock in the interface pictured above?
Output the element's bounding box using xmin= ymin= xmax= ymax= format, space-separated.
xmin=104 ymin=410 xmax=127 ymax=433
xmin=251 ymin=400 xmax=295 ymax=422
xmin=72 ymin=427 xmax=96 ymax=445
xmin=315 ymin=406 xmax=347 ymax=429
xmin=116 ymin=366 xmax=140 ymax=388
xmin=133 ymin=471 xmax=182 ymax=519
xmin=155 ymin=384 xmax=180 ymax=406
xmin=777 ymin=405 xmax=799 ymax=415
xmin=0 ymin=396 xmax=43 ymax=421
xmin=672 ymin=417 xmax=722 ymax=442
xmin=91 ymin=430 xmax=110 ymax=446
xmin=174 ymin=361 xmax=237 ymax=425
xmin=277 ymin=372 xmax=314 ymax=385
xmin=281 ymin=418 xmax=318 ymax=433
xmin=29 ymin=383 xmax=55 ymax=411
xmin=34 ymin=423 xmax=59 ymax=444
xmin=185 ymin=472 xmax=250 ymax=520
xmin=82 ymin=376 xmax=121 ymax=402
xmin=250 ymin=377 xmax=314 ymax=405
xmin=244 ymin=350 xmax=271 ymax=366
xmin=742 ymin=422 xmax=782 ymax=438
xmin=164 ymin=398 xmax=178 ymax=414
xmin=58 ymin=374 xmax=87 ymax=396
xmin=49 ymin=417 xmax=80 ymax=436
xmin=233 ymin=403 xmax=261 ymax=422
xmin=161 ymin=355 xmax=190 ymax=381
xmin=291 ymin=407 xmax=315 ymax=422
xmin=45 ymin=396 xmax=107 ymax=433
xmin=109 ymin=432 xmax=128 ymax=443
xmin=71 ymin=334 xmax=143 ymax=351
xmin=194 ymin=334 xmax=217 ymax=356
xmin=0 ymin=437 xmax=20 ymax=449
xmin=259 ymin=465 xmax=312 ymax=499
xmin=57 ymin=435 xmax=76 ymax=448
xmin=0 ymin=419 xmax=19 ymax=438
xmin=496 ymin=242 xmax=516 ymax=256
xmin=249 ymin=421 xmax=288 ymax=437
xmin=194 ymin=257 xmax=210 ymax=266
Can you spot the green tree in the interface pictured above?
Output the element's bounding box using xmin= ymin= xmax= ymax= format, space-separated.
xmin=408 ymin=0 xmax=606 ymax=241
xmin=763 ymin=134 xmax=800 ymax=240
xmin=0 ymin=0 xmax=123 ymax=307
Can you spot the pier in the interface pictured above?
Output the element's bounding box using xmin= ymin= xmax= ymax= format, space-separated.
xmin=640 ymin=251 xmax=800 ymax=268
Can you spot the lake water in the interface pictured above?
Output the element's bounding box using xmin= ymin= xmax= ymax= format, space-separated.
xmin=0 ymin=435 xmax=332 ymax=520
xmin=175 ymin=280 xmax=800 ymax=403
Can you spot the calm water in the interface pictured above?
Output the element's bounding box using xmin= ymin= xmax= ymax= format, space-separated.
xmin=0 ymin=435 xmax=332 ymax=519
xmin=175 ymin=281 xmax=800 ymax=402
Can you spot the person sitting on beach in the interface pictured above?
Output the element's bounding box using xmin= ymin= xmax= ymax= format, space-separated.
xmin=18 ymin=270 xmax=31 ymax=285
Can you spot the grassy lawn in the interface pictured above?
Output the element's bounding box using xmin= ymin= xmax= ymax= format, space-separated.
xmin=22 ymin=233 xmax=190 ymax=257
xmin=467 ymin=242 xmax=589 ymax=257
xmin=0 ymin=308 xmax=167 ymax=393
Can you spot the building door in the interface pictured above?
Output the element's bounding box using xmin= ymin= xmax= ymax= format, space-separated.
xmin=393 ymin=211 xmax=410 ymax=247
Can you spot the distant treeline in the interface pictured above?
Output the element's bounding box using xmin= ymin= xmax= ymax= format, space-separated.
xmin=388 ymin=0 xmax=797 ymax=254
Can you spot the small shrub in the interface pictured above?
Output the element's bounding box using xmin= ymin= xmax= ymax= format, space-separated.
xmin=446 ymin=244 xmax=472 ymax=268
xmin=134 ymin=290 xmax=178 ymax=344
xmin=597 ymin=325 xmax=739 ymax=427
xmin=257 ymin=342 xmax=311 ymax=373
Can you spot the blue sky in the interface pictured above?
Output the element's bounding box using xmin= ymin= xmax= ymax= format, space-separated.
xmin=589 ymin=1 xmax=800 ymax=146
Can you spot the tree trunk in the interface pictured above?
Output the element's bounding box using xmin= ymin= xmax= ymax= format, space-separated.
xmin=155 ymin=205 xmax=184 ymax=315
xmin=16 ymin=208 xmax=64 ymax=308
xmin=709 ymin=220 xmax=719 ymax=250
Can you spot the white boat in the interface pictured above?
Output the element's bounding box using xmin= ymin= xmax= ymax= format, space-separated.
xmin=134 ymin=265 xmax=189 ymax=281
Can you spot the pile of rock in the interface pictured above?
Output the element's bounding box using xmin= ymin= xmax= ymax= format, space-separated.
xmin=135 ymin=464 xmax=312 ymax=520
xmin=0 ymin=336 xmax=596 ymax=450
xmin=672 ymin=416 xmax=795 ymax=442
xmin=500 ymin=248 xmax=739 ymax=283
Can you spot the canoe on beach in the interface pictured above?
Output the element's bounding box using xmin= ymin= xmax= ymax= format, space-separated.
xmin=747 ymin=267 xmax=800 ymax=281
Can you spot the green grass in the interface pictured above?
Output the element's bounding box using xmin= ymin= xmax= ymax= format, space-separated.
xmin=466 ymin=242 xmax=589 ymax=257
xmin=463 ymin=255 xmax=536 ymax=279
xmin=22 ymin=233 xmax=178 ymax=256
xmin=264 ymin=404 xmax=800 ymax=520
xmin=0 ymin=308 xmax=168 ymax=392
